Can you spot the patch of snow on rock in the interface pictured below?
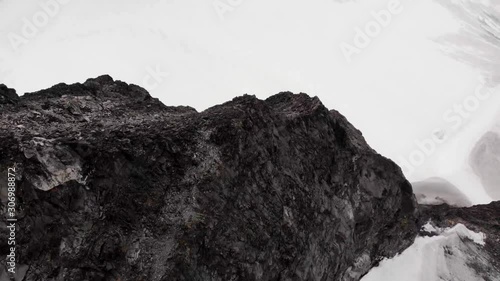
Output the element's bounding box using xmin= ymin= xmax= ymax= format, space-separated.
xmin=361 ymin=223 xmax=490 ymax=281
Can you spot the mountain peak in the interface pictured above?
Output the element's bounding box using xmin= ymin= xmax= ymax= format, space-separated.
xmin=0 ymin=77 xmax=418 ymax=281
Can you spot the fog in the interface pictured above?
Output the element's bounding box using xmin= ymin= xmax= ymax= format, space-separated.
xmin=0 ymin=0 xmax=498 ymax=203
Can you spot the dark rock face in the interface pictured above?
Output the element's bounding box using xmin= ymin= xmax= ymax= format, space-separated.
xmin=419 ymin=201 xmax=500 ymax=277
xmin=0 ymin=76 xmax=418 ymax=281
xmin=470 ymin=131 xmax=500 ymax=200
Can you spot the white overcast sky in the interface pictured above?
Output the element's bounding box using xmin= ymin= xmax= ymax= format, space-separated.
xmin=0 ymin=0 xmax=498 ymax=203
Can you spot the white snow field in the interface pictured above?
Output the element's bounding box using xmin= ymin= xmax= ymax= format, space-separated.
xmin=0 ymin=0 xmax=498 ymax=202
xmin=361 ymin=223 xmax=499 ymax=281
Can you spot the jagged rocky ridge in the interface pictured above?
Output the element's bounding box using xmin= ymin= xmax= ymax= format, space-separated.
xmin=419 ymin=202 xmax=500 ymax=279
xmin=0 ymin=75 xmax=428 ymax=280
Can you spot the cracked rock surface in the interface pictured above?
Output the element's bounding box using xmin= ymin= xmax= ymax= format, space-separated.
xmin=0 ymin=76 xmax=418 ymax=281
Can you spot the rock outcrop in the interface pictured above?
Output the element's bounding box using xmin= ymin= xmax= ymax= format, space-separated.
xmin=0 ymin=76 xmax=418 ymax=281
xmin=0 ymin=84 xmax=19 ymax=105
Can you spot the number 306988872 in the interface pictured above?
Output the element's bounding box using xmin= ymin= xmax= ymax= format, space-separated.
xmin=7 ymin=167 xmax=16 ymax=219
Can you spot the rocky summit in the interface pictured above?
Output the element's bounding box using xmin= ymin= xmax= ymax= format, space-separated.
xmin=1 ymin=75 xmax=420 ymax=280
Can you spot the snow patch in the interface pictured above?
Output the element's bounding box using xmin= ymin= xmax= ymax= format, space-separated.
xmin=421 ymin=222 xmax=438 ymax=233
xmin=361 ymin=223 xmax=488 ymax=281
xmin=443 ymin=223 xmax=485 ymax=246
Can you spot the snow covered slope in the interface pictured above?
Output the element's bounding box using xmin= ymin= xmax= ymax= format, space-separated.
xmin=362 ymin=200 xmax=500 ymax=281
xmin=412 ymin=177 xmax=472 ymax=207
xmin=362 ymin=223 xmax=500 ymax=281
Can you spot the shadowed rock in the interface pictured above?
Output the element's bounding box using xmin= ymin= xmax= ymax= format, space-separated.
xmin=0 ymin=76 xmax=418 ymax=281
xmin=0 ymin=84 xmax=19 ymax=105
